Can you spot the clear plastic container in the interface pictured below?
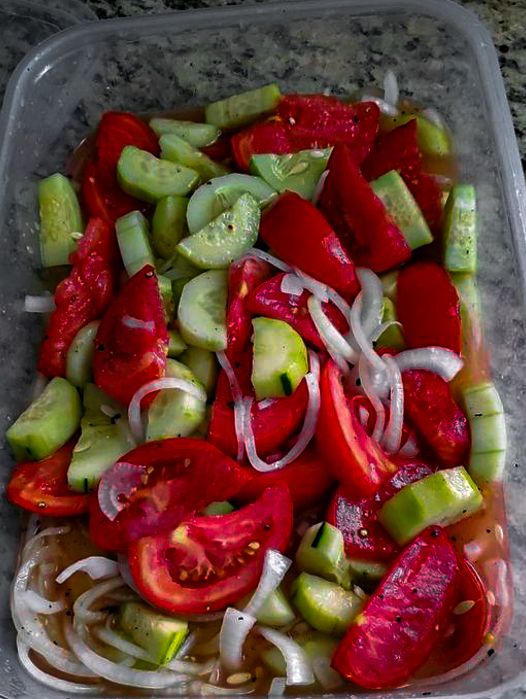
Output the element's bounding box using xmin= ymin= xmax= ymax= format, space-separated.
xmin=0 ymin=0 xmax=525 ymax=697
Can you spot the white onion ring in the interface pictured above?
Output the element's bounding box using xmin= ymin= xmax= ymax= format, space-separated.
xmin=73 ymin=577 xmax=125 ymax=625
xmin=219 ymin=608 xmax=256 ymax=672
xmin=269 ymin=677 xmax=287 ymax=696
xmin=24 ymin=294 xmax=55 ymax=313
xmin=56 ymin=557 xmax=119 ymax=585
xmin=280 ymin=273 xmax=304 ymax=296
xmin=92 ymin=624 xmax=152 ymax=662
xmin=216 ymin=351 xmax=245 ymax=461
xmin=245 ymin=249 xmax=291 ymax=272
xmin=394 ymin=347 xmax=463 ymax=381
xmin=359 ymin=354 xmax=386 ymax=444
xmin=350 ymin=293 xmax=385 ymax=372
xmin=243 ymin=550 xmax=291 ymax=618
xmin=381 ymin=356 xmax=404 ymax=454
xmin=311 ymin=170 xmax=329 ymax=205
xmin=19 ymin=590 xmax=64 ymax=615
xmin=257 ymin=627 xmax=314 ymax=686
xmin=383 ymin=69 xmax=399 ymax=107
xmin=293 ymin=269 xmax=329 ymax=303
xmin=308 ymin=296 xmax=357 ymax=363
xmin=359 ymin=95 xmax=399 ymax=116
xmin=97 ymin=462 xmax=145 ymax=522
xmin=356 ymin=267 xmax=385 ymax=341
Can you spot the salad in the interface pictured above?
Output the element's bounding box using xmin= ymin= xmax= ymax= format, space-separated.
xmin=6 ymin=76 xmax=510 ymax=695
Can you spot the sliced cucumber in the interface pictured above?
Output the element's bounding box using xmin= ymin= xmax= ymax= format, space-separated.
xmin=152 ymin=196 xmax=188 ymax=260
xmin=390 ymin=114 xmax=451 ymax=157
xmin=176 ymin=192 xmax=260 ymax=269
xmin=452 ymin=272 xmax=481 ymax=324
xmin=256 ymin=587 xmax=296 ymax=627
xmin=38 ymin=173 xmax=83 ymax=267
xmin=469 ymin=451 xmax=506 ymax=483
xmin=162 ymin=253 xmax=201 ymax=283
xmin=149 ymin=118 xmax=220 ymax=147
xmin=260 ymin=646 xmax=287 ymax=676
xmin=250 ymin=149 xmax=330 ymax=200
xmin=157 ymin=273 xmax=175 ymax=323
xmin=205 ymin=84 xmax=281 ymax=130
xmin=178 ymin=270 xmax=228 ymax=351
xmin=463 ymin=382 xmax=506 ymax=483
xmin=115 ymin=210 xmax=155 ymax=277
xmin=348 ymin=559 xmax=388 ymax=590
xmin=378 ymin=466 xmax=483 ymax=545
xmin=117 ymin=146 xmax=199 ymax=203
xmin=376 ymin=297 xmax=405 ymax=350
xmin=202 ymin=501 xmax=234 ymax=516
xmin=119 ymin=602 xmax=188 ymax=666
xmin=380 ymin=270 xmax=399 ymax=301
xmin=160 ymin=134 xmax=229 ymax=181
xmin=179 ymin=347 xmax=218 ymax=397
xmin=167 ymin=329 xmax=187 ymax=358
xmin=66 ymin=320 xmax=100 ymax=388
xmin=296 ymin=522 xmax=350 ymax=589
xmin=443 ymin=185 xmax=477 ymax=274
xmin=463 ymin=382 xmax=504 ymax=420
xmin=251 ymin=317 xmax=308 ymax=400
xmin=7 ymin=378 xmax=81 ymax=461
xmin=186 ymin=173 xmax=276 ymax=235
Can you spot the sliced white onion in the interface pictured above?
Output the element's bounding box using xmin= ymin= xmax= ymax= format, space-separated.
xmin=73 ymin=577 xmax=125 ymax=625
xmin=394 ymin=347 xmax=463 ymax=381
xmin=167 ymin=657 xmax=217 ymax=676
xmin=369 ymin=319 xmax=402 ymax=344
xmin=293 ymin=269 xmax=329 ymax=303
xmin=201 ymin=683 xmax=254 ymax=696
xmin=128 ymin=377 xmax=206 ymax=442
xmin=216 ymin=351 xmax=245 ymax=461
xmin=359 ymin=354 xmax=386 ymax=443
xmin=356 ymin=267 xmax=385 ymax=341
xmin=381 ymin=356 xmax=404 ymax=454
xmin=359 ymin=94 xmax=399 ymax=116
xmin=311 ymin=169 xmax=329 ymax=205
xmin=398 ymin=431 xmax=420 ymax=457
xmin=312 ymin=656 xmax=344 ymax=690
xmin=258 ymin=627 xmax=314 ymax=686
xmin=117 ymin=554 xmax=139 ymax=593
xmin=56 ymin=557 xmax=119 ymax=585
xmin=245 ymin=248 xmax=291 ymax=272
xmin=22 ymin=526 xmax=70 ymax=561
xmin=24 ymin=294 xmax=55 ymax=313
xmin=350 ymin=293 xmax=385 ymax=373
xmin=93 ymin=624 xmax=152 ymax=662
xmin=122 ymin=315 xmax=155 ymax=332
xmin=280 ymin=273 xmax=304 ymax=297
xmin=257 ymin=398 xmax=277 ymax=410
xmin=383 ymin=69 xmax=399 ymax=107
xmin=244 ymin=550 xmax=291 ymax=618
xmin=19 ymin=589 xmax=64 ymax=615
xmin=97 ymin=462 xmax=146 ymax=522
xmin=308 ymin=296 xmax=358 ymax=363
xmin=269 ymin=677 xmax=287 ymax=696
xmin=219 ymin=608 xmax=256 ymax=672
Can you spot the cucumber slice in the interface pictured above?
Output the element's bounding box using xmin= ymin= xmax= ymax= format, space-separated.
xmin=376 ymin=297 xmax=405 ymax=350
xmin=119 ymin=602 xmax=188 ymax=666
xmin=205 ymin=84 xmax=281 ymax=130
xmin=251 ymin=317 xmax=309 ymax=400
xmin=348 ymin=559 xmax=388 ymax=590
xmin=117 ymin=146 xmax=199 ymax=203
xmin=291 ymin=573 xmax=363 ymax=637
xmin=176 ymin=192 xmax=260 ymax=269
xmin=172 ymin=277 xmax=193 ymax=307
xmin=452 ymin=273 xmax=481 ymax=324
xmin=469 ymin=414 xmax=506 ymax=454
xmin=261 ymin=646 xmax=287 ymax=676
xmin=469 ymin=451 xmax=506 ymax=483
xmin=162 ymin=253 xmax=200 ymax=282
xmin=378 ymin=466 xmax=483 ymax=545
xmin=380 ymin=270 xmax=399 ymax=301
xmin=7 ymin=378 xmax=81 ymax=461
xmin=296 ymin=522 xmax=350 ymax=589
xmin=256 ymin=587 xmax=296 ymax=627
xmin=115 ymin=210 xmax=155 ymax=277
xmin=186 ymin=173 xmax=276 ymax=234
xmin=157 ymin=274 xmax=175 ymax=323
xmin=390 ymin=115 xmax=451 ymax=157
xmin=202 ymin=501 xmax=234 ymax=516
xmin=463 ymin=382 xmax=504 ymax=419
xmin=149 ymin=118 xmax=220 ymax=147
xmin=177 ymin=270 xmax=228 ymax=351
xmin=167 ymin=329 xmax=187 ymax=358
xmin=152 ymin=196 xmax=188 ymax=260
xmin=371 ymin=170 xmax=433 ymax=250
xmin=179 ymin=347 xmax=218 ymax=397
xmin=38 ymin=173 xmax=83 ymax=267
xmin=146 ymin=359 xmax=206 ymax=441
xmin=462 ymin=382 xmax=506 ymax=483
xmin=66 ymin=320 xmax=100 ymax=388
xmin=160 ymin=134 xmax=229 ymax=182
xmin=443 ymin=185 xmax=477 ymax=273
xmin=250 ymin=149 xmax=331 ymax=200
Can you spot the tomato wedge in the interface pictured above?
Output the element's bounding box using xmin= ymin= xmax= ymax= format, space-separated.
xmin=332 ymin=526 xmax=459 ymax=689
xmin=231 ymin=120 xmax=291 ymax=171
xmin=316 ymin=360 xmax=397 ymax=497
xmin=90 ymin=438 xmax=250 ymax=552
xmin=7 ymin=442 xmax=90 ymax=517
xmin=260 ymin=192 xmax=359 ymax=300
xmin=95 ymin=111 xmax=159 ymax=180
xmin=93 ymin=264 xmax=168 ymax=405
xmin=128 ymin=485 xmax=293 ymax=614
xmin=82 ymin=158 xmax=146 ymax=224
xmin=37 ymin=217 xmax=119 ymax=378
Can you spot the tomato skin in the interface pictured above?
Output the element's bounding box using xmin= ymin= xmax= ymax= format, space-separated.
xmin=332 ymin=526 xmax=459 ymax=689
xmin=95 ymin=111 xmax=159 ymax=179
xmin=231 ymin=120 xmax=291 ymax=171
xmin=260 ymin=192 xmax=360 ymax=301
xmin=128 ymin=485 xmax=293 ymax=614
xmin=82 ymin=158 xmax=146 ymax=223
xmin=397 ymin=261 xmax=462 ymax=354
xmin=226 ymin=256 xmax=272 ymax=362
xmin=93 ymin=265 xmax=168 ymax=405
xmin=7 ymin=442 xmax=90 ymax=517
xmin=403 ymin=369 xmax=470 ymax=466
xmin=319 ymin=144 xmax=411 ymax=273
xmin=247 ymin=273 xmax=348 ymax=350
xmin=37 ymin=217 xmax=119 ymax=378
xmin=316 ymin=360 xmax=397 ymax=498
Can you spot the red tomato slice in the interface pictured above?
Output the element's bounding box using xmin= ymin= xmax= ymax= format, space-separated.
xmin=231 ymin=119 xmax=291 ymax=171
xmin=89 ymin=438 xmax=250 ymax=552
xmin=37 ymin=217 xmax=119 ymax=378
xmin=332 ymin=526 xmax=459 ymax=689
xmin=201 ymin=133 xmax=233 ymax=162
xmin=128 ymin=485 xmax=293 ymax=614
xmin=95 ymin=111 xmax=159 ymax=179
xmin=397 ymin=261 xmax=462 ymax=354
xmin=7 ymin=442 xmax=90 ymax=517
xmin=316 ymin=360 xmax=397 ymax=498
xmin=403 ymin=369 xmax=470 ymax=466
xmin=236 ymin=447 xmax=335 ymax=511
xmin=246 ymin=273 xmax=349 ymax=350
xmin=93 ymin=265 xmax=168 ymax=405
xmin=82 ymin=158 xmax=147 ymax=224
xmin=226 ymin=256 xmax=272 ymax=362
xmin=318 ymin=143 xmax=411 ymax=273
xmin=260 ymin=192 xmax=359 ymax=301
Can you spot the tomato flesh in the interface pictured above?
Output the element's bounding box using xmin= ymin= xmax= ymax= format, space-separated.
xmin=95 ymin=111 xmax=159 ymax=180
xmin=82 ymin=158 xmax=146 ymax=223
xmin=232 ymin=120 xmax=291 ymax=171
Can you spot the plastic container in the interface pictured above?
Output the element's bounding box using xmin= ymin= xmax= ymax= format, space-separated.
xmin=0 ymin=0 xmax=525 ymax=697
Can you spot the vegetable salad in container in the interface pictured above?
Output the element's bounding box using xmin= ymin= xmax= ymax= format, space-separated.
xmin=6 ymin=72 xmax=510 ymax=695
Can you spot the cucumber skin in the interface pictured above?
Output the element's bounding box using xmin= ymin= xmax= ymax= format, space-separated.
xmin=462 ymin=382 xmax=506 ymax=483
xmin=296 ymin=522 xmax=351 ymax=589
xmin=119 ymin=602 xmax=188 ymax=665
xmin=205 ymin=83 xmax=281 ymax=129
xmin=177 ymin=270 xmax=228 ymax=351
xmin=150 ymin=118 xmax=219 ymax=147
xmin=115 ymin=210 xmax=155 ymax=277
xmin=38 ymin=173 xmax=83 ymax=267
xmin=160 ymin=134 xmax=229 ymax=181
xmin=66 ymin=320 xmax=99 ymax=388
xmin=152 ymin=196 xmax=188 ymax=260
xmin=443 ymin=185 xmax=477 ymax=274
xmin=179 ymin=347 xmax=218 ymax=397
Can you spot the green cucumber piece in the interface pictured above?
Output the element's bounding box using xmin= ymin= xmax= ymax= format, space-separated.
xmin=256 ymin=587 xmax=296 ymax=628
xmin=348 ymin=559 xmax=388 ymax=590
xmin=463 ymin=382 xmax=504 ymax=419
xmin=176 ymin=192 xmax=260 ymax=269
xmin=380 ymin=270 xmax=399 ymax=301
xmin=260 ymin=646 xmax=287 ymax=676
xmin=157 ymin=274 xmax=175 ymax=323
xmin=443 ymin=185 xmax=477 ymax=274
xmin=115 ymin=210 xmax=155 ymax=277
xmin=7 ymin=378 xmax=81 ymax=461
xmin=391 ymin=115 xmax=451 ymax=157
xmin=172 ymin=277 xmax=193 ymax=307
xmin=186 ymin=173 xmax=276 ymax=235
xmin=167 ymin=329 xmax=187 ymax=358
xmin=162 ymin=253 xmax=200 ymax=282
xmin=152 ymin=196 xmax=188 ymax=260
xmin=117 ymin=146 xmax=199 ymax=203
xmin=119 ymin=602 xmax=188 ymax=666
xmin=179 ymin=347 xmax=218 ymax=397
xmin=377 ymin=297 xmax=405 ymax=350
xmin=251 ymin=317 xmax=308 ymax=400
xmin=149 ymin=118 xmax=220 ymax=147
xmin=202 ymin=501 xmax=234 ymax=515
xmin=38 ymin=173 xmax=83 ymax=268
xmin=291 ymin=573 xmax=363 ymax=637
xmin=452 ymin=273 xmax=481 ymax=324
xmin=469 ymin=451 xmax=506 ymax=483
xmin=146 ymin=359 xmax=206 ymax=441
xmin=205 ymin=84 xmax=281 ymax=129
xmin=378 ymin=466 xmax=483 ymax=545
xmin=160 ymin=134 xmax=229 ymax=182
xmin=296 ymin=522 xmax=350 ymax=589
xmin=178 ymin=270 xmax=228 ymax=351
xmin=469 ymin=414 xmax=506 ymax=454
xmin=250 ymin=149 xmax=330 ymax=200
xmin=66 ymin=320 xmax=99 ymax=388
xmin=371 ymin=170 xmax=433 ymax=250
xmin=463 ymin=383 xmax=506 ymax=482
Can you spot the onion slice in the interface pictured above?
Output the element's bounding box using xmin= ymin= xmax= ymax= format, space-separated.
xmin=219 ymin=608 xmax=256 ymax=672
xmin=394 ymin=347 xmax=463 ymax=381
xmin=359 ymin=94 xmax=399 ymax=117
xmin=216 ymin=351 xmax=245 ymax=461
xmin=383 ymin=69 xmax=399 ymax=106
xmin=356 ymin=267 xmax=385 ymax=342
xmin=312 ymin=656 xmax=344 ymax=690
xmin=243 ymin=550 xmax=291 ymax=617
xmin=19 ymin=590 xmax=65 ymax=615
xmin=56 ymin=557 xmax=119 ymax=585
xmin=257 ymin=627 xmax=314 ymax=686
xmin=280 ymin=273 xmax=304 ymax=296
xmin=245 ymin=248 xmax=291 ymax=272
xmin=24 ymin=294 xmax=55 ymax=313
xmin=308 ymin=296 xmax=358 ymax=363
xmin=350 ymin=293 xmax=385 ymax=373
xmin=293 ymin=269 xmax=328 ymax=303
xmin=72 ymin=577 xmax=125 ymax=625
xmin=97 ymin=462 xmax=146 ymax=522
xmin=359 ymin=354 xmax=386 ymax=444
xmin=381 ymin=356 xmax=404 ymax=454
xmin=269 ymin=677 xmax=287 ymax=696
